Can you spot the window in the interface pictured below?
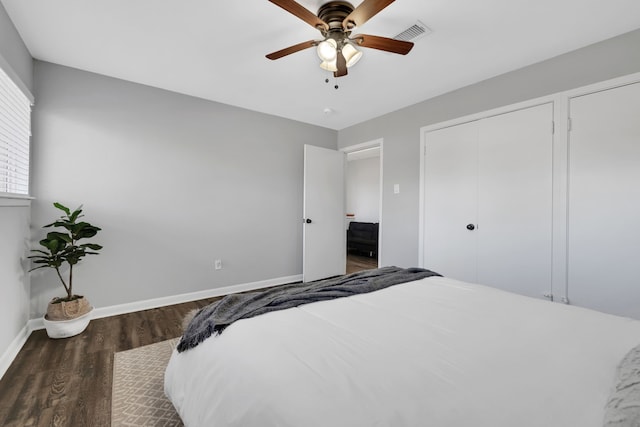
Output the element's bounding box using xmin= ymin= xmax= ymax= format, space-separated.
xmin=0 ymin=66 xmax=31 ymax=196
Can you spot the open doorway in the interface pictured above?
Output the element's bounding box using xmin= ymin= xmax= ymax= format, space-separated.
xmin=341 ymin=139 xmax=382 ymax=274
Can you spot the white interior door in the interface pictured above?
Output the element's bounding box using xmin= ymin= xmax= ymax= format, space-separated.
xmin=423 ymin=121 xmax=478 ymax=282
xmin=303 ymin=145 xmax=345 ymax=282
xmin=476 ymin=103 xmax=553 ymax=297
xmin=567 ymin=82 xmax=640 ymax=318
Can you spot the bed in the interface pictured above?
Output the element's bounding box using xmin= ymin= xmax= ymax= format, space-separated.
xmin=164 ymin=271 xmax=640 ymax=427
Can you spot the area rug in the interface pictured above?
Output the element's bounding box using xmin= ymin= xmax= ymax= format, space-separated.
xmin=111 ymin=338 xmax=183 ymax=427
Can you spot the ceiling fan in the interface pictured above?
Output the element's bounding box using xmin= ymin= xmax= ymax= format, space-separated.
xmin=266 ymin=0 xmax=414 ymax=77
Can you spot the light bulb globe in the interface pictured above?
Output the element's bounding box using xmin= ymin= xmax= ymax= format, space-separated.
xmin=342 ymin=43 xmax=363 ymax=68
xmin=316 ymin=39 xmax=337 ymax=62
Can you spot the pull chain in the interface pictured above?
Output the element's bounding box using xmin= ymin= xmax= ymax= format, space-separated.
xmin=324 ymin=73 xmax=339 ymax=90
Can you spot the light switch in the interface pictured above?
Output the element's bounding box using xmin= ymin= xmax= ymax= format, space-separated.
xmin=394 ymin=184 xmax=400 ymax=194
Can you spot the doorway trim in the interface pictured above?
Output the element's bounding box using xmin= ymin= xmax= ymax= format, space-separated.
xmin=340 ymin=138 xmax=383 ymax=266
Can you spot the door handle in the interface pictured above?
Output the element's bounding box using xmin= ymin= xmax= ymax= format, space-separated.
xmin=466 ymin=223 xmax=475 ymax=230
xmin=304 ymin=218 xmax=312 ymax=224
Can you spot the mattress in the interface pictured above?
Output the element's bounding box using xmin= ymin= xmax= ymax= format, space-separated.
xmin=164 ymin=276 xmax=640 ymax=427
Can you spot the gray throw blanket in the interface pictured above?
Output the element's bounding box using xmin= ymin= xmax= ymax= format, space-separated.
xmin=177 ymin=266 xmax=440 ymax=352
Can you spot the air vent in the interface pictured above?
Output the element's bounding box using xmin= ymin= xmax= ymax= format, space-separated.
xmin=393 ymin=20 xmax=431 ymax=42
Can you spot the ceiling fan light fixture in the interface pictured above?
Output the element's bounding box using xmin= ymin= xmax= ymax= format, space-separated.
xmin=316 ymin=39 xmax=338 ymax=61
xmin=342 ymin=43 xmax=363 ymax=67
xmin=266 ymin=0 xmax=415 ymax=79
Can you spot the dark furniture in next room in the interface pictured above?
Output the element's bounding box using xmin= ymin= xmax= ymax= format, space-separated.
xmin=347 ymin=221 xmax=379 ymax=258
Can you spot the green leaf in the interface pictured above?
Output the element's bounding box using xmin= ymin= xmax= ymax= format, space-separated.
xmin=43 ymin=239 xmax=58 ymax=253
xmin=47 ymin=231 xmax=72 ymax=243
xmin=75 ymin=224 xmax=100 ymax=240
xmin=53 ymin=202 xmax=71 ymax=216
xmin=80 ymin=243 xmax=103 ymax=251
xmin=69 ymin=207 xmax=83 ymax=222
xmin=72 ymin=222 xmax=87 ymax=234
xmin=55 ymin=220 xmax=75 ymax=230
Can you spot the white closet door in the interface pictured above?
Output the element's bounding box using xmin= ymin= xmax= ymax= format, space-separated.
xmin=477 ymin=103 xmax=553 ymax=298
xmin=568 ymin=82 xmax=640 ymax=318
xmin=423 ymin=121 xmax=478 ymax=282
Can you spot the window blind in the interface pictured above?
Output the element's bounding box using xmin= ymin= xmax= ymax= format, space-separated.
xmin=0 ymin=66 xmax=31 ymax=196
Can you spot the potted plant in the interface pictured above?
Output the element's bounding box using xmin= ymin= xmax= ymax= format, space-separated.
xmin=29 ymin=202 xmax=103 ymax=338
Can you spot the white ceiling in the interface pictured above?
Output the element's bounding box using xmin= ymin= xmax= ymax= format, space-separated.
xmin=2 ymin=0 xmax=640 ymax=130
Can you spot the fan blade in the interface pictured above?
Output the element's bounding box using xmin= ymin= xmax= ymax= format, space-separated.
xmin=353 ymin=34 xmax=414 ymax=55
xmin=334 ymin=50 xmax=348 ymax=77
xmin=342 ymin=0 xmax=395 ymax=30
xmin=268 ymin=0 xmax=328 ymax=31
xmin=266 ymin=40 xmax=317 ymax=60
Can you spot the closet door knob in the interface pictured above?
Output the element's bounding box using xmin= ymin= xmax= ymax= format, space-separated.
xmin=466 ymin=224 xmax=475 ymax=230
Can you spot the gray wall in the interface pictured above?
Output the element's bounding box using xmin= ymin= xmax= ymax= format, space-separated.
xmin=338 ymin=29 xmax=640 ymax=268
xmin=0 ymin=1 xmax=32 ymax=370
xmin=30 ymin=61 xmax=336 ymax=316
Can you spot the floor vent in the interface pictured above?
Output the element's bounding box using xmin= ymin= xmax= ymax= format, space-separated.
xmin=393 ymin=20 xmax=431 ymax=42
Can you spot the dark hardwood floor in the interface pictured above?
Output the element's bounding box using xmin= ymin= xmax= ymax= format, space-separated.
xmin=0 ymin=256 xmax=377 ymax=427
xmin=0 ymin=297 xmax=221 ymax=427
xmin=346 ymin=251 xmax=378 ymax=274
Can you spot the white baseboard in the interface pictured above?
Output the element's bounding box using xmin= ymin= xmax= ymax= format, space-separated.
xmin=27 ymin=274 xmax=303 ymax=331
xmin=0 ymin=323 xmax=30 ymax=380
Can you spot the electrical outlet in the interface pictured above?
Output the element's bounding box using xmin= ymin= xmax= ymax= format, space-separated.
xmin=214 ymin=259 xmax=222 ymax=270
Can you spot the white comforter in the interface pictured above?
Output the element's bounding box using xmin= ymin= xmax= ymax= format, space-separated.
xmin=164 ymin=276 xmax=640 ymax=427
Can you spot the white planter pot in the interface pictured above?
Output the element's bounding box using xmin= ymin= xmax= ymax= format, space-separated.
xmin=43 ymin=307 xmax=94 ymax=339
